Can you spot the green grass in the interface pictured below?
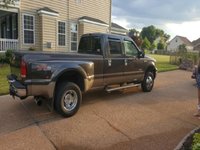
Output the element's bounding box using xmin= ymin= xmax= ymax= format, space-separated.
xmin=0 ymin=64 xmax=10 ymax=95
xmin=148 ymin=54 xmax=179 ymax=72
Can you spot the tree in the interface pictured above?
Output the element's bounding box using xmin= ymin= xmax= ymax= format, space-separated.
xmin=141 ymin=25 xmax=157 ymax=44
xmin=157 ymin=41 xmax=165 ymax=50
xmin=141 ymin=37 xmax=151 ymax=50
xmin=140 ymin=25 xmax=170 ymax=45
xmin=128 ymin=28 xmax=143 ymax=48
xmin=150 ymin=43 xmax=156 ymax=51
xmin=178 ymin=44 xmax=187 ymax=53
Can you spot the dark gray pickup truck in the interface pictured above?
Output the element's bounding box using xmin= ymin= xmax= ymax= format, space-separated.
xmin=7 ymin=33 xmax=157 ymax=117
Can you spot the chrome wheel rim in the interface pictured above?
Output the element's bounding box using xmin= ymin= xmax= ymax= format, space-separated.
xmin=146 ymin=75 xmax=153 ymax=90
xmin=62 ymin=90 xmax=78 ymax=111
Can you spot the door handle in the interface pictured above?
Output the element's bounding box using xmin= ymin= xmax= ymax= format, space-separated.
xmin=125 ymin=59 xmax=128 ymax=66
xmin=108 ymin=59 xmax=112 ymax=66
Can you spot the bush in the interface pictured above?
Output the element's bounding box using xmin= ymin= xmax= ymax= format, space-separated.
xmin=192 ymin=133 xmax=200 ymax=150
xmin=5 ymin=50 xmax=13 ymax=64
xmin=0 ymin=53 xmax=6 ymax=64
xmin=0 ymin=50 xmax=14 ymax=64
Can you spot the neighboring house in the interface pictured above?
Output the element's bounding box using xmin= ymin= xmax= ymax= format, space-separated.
xmin=111 ymin=22 xmax=128 ymax=35
xmin=0 ymin=0 xmax=112 ymax=52
xmin=192 ymin=38 xmax=200 ymax=51
xmin=167 ymin=35 xmax=193 ymax=52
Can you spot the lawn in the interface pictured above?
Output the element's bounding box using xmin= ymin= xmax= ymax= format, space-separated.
xmin=148 ymin=54 xmax=179 ymax=72
xmin=0 ymin=64 xmax=10 ymax=95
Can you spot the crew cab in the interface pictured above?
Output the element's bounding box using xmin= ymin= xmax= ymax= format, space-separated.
xmin=7 ymin=33 xmax=157 ymax=117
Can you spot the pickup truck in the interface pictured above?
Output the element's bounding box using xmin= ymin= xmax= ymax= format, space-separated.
xmin=7 ymin=33 xmax=157 ymax=117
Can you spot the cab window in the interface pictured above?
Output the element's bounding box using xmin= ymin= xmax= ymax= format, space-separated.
xmin=108 ymin=40 xmax=122 ymax=55
xmin=78 ymin=36 xmax=102 ymax=55
xmin=124 ymin=40 xmax=138 ymax=57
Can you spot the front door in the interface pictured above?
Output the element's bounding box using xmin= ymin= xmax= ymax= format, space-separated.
xmin=123 ymin=40 xmax=144 ymax=82
xmin=104 ymin=37 xmax=125 ymax=85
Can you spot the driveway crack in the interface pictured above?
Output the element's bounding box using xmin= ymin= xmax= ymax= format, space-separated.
xmin=92 ymin=111 xmax=132 ymax=141
xmin=20 ymin=101 xmax=57 ymax=150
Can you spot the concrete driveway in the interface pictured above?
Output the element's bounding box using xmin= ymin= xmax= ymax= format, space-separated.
xmin=0 ymin=70 xmax=199 ymax=150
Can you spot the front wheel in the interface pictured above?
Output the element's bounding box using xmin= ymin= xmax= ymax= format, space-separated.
xmin=55 ymin=82 xmax=82 ymax=117
xmin=141 ymin=72 xmax=154 ymax=92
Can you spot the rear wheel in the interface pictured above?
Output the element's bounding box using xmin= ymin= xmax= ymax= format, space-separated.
xmin=55 ymin=82 xmax=82 ymax=117
xmin=141 ymin=72 xmax=154 ymax=92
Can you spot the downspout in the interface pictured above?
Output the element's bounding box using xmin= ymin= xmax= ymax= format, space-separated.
xmin=109 ymin=0 xmax=112 ymax=33
xmin=67 ymin=0 xmax=70 ymax=51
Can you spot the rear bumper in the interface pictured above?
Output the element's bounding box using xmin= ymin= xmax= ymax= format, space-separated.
xmin=7 ymin=75 xmax=27 ymax=99
xmin=7 ymin=75 xmax=55 ymax=99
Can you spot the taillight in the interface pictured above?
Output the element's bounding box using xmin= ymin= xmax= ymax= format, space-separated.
xmin=20 ymin=59 xmax=27 ymax=78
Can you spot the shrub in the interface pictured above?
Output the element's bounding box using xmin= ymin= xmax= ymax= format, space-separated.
xmin=5 ymin=50 xmax=13 ymax=64
xmin=0 ymin=50 xmax=14 ymax=64
xmin=29 ymin=47 xmax=36 ymax=51
xmin=192 ymin=133 xmax=200 ymax=150
xmin=0 ymin=53 xmax=6 ymax=64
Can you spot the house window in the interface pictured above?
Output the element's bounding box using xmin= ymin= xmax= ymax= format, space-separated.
xmin=58 ymin=21 xmax=66 ymax=46
xmin=71 ymin=23 xmax=78 ymax=51
xmin=23 ymin=14 xmax=35 ymax=44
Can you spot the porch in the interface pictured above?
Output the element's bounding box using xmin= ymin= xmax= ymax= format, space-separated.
xmin=0 ymin=38 xmax=18 ymax=51
xmin=0 ymin=7 xmax=19 ymax=51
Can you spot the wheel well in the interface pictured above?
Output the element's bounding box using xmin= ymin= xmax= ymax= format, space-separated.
xmin=146 ymin=66 xmax=156 ymax=78
xmin=55 ymin=71 xmax=85 ymax=93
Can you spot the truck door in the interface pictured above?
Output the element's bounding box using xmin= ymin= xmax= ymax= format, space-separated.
xmin=123 ymin=39 xmax=144 ymax=82
xmin=104 ymin=36 xmax=125 ymax=85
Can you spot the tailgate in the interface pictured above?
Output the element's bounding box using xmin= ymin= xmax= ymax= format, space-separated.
xmin=10 ymin=52 xmax=25 ymax=81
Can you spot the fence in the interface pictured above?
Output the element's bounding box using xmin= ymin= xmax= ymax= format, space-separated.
xmin=0 ymin=39 xmax=19 ymax=52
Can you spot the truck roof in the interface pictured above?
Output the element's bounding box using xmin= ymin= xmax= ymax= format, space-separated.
xmin=81 ymin=33 xmax=132 ymax=41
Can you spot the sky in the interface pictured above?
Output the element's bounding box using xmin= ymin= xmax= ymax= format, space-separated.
xmin=112 ymin=0 xmax=200 ymax=41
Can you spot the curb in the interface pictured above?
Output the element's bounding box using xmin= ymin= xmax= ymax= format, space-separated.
xmin=174 ymin=127 xmax=200 ymax=150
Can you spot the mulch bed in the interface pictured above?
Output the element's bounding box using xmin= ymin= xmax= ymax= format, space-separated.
xmin=177 ymin=128 xmax=200 ymax=150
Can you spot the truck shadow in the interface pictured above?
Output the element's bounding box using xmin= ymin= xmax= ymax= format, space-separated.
xmin=21 ymin=87 xmax=143 ymax=123
xmin=0 ymin=87 xmax=144 ymax=136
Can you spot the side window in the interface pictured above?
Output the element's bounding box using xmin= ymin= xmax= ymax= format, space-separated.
xmin=78 ymin=36 xmax=101 ymax=55
xmin=124 ymin=41 xmax=138 ymax=57
xmin=109 ymin=40 xmax=122 ymax=55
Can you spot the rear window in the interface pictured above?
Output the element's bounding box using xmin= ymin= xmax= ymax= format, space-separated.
xmin=78 ymin=36 xmax=102 ymax=55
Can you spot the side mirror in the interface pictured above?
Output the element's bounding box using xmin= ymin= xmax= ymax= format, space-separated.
xmin=138 ymin=51 xmax=145 ymax=58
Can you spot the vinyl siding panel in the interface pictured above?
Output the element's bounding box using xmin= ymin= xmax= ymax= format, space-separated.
xmin=69 ymin=0 xmax=110 ymax=24
xmin=41 ymin=15 xmax=57 ymax=51
xmin=19 ymin=0 xmax=68 ymax=51
xmin=82 ymin=23 xmax=108 ymax=34
xmin=18 ymin=0 xmax=111 ymax=51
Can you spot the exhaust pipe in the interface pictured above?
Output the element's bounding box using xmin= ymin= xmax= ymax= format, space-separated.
xmin=34 ymin=97 xmax=43 ymax=106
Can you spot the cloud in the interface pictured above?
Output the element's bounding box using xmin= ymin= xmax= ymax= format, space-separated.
xmin=113 ymin=0 xmax=200 ymax=23
xmin=112 ymin=0 xmax=200 ymax=41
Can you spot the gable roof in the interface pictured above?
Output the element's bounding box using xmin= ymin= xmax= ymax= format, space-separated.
xmin=192 ymin=38 xmax=200 ymax=46
xmin=111 ymin=23 xmax=127 ymax=31
xmin=37 ymin=7 xmax=59 ymax=16
xmin=79 ymin=16 xmax=108 ymax=25
xmin=176 ymin=36 xmax=193 ymax=46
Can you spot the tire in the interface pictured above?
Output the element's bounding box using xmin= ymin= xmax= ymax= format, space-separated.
xmin=141 ymin=72 xmax=154 ymax=92
xmin=55 ymin=82 xmax=82 ymax=117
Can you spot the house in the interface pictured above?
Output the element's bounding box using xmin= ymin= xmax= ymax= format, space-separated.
xmin=167 ymin=35 xmax=193 ymax=52
xmin=111 ymin=22 xmax=128 ymax=35
xmin=0 ymin=0 xmax=119 ymax=52
xmin=192 ymin=38 xmax=200 ymax=51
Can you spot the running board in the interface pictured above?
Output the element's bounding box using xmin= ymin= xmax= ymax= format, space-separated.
xmin=105 ymin=83 xmax=141 ymax=92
